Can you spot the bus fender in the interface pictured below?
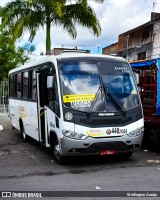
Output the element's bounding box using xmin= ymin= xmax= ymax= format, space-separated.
xmin=49 ymin=131 xmax=58 ymax=150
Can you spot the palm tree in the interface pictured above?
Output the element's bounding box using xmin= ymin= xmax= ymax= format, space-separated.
xmin=1 ymin=0 xmax=104 ymax=54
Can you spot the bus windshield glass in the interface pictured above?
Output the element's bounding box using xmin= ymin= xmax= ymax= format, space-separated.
xmin=59 ymin=60 xmax=139 ymax=113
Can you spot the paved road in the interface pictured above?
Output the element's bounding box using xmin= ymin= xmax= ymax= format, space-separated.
xmin=0 ymin=116 xmax=160 ymax=199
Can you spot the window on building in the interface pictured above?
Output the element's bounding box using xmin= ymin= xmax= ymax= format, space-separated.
xmin=142 ymin=30 xmax=149 ymax=40
xmin=138 ymin=52 xmax=146 ymax=60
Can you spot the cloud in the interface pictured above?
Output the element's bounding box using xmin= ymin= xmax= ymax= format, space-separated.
xmin=0 ymin=0 xmax=11 ymax=6
xmin=0 ymin=0 xmax=159 ymax=54
xmin=34 ymin=42 xmax=46 ymax=55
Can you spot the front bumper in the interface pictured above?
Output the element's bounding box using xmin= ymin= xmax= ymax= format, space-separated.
xmin=60 ymin=133 xmax=143 ymax=156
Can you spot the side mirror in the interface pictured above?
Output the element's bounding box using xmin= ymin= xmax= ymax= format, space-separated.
xmin=47 ymin=76 xmax=54 ymax=89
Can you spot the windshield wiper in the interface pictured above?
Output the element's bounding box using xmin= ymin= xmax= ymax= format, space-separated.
xmin=98 ymin=75 xmax=127 ymax=115
xmin=87 ymin=77 xmax=127 ymax=117
xmin=87 ymin=85 xmax=101 ymax=117
xmin=104 ymin=86 xmax=127 ymax=115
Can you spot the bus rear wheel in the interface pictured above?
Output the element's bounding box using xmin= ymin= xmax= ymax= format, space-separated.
xmin=22 ymin=130 xmax=28 ymax=142
xmin=53 ymin=138 xmax=65 ymax=164
xmin=20 ymin=121 xmax=29 ymax=142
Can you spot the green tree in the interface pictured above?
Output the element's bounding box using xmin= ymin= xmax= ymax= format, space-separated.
xmin=0 ymin=29 xmax=28 ymax=81
xmin=1 ymin=0 xmax=104 ymax=54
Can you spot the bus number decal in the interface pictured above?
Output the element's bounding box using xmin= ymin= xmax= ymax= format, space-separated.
xmin=63 ymin=94 xmax=95 ymax=103
xmin=71 ymin=101 xmax=91 ymax=108
xmin=111 ymin=128 xmax=127 ymax=134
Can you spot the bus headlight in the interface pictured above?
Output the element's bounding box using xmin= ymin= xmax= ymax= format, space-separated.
xmin=127 ymin=127 xmax=144 ymax=137
xmin=62 ymin=130 xmax=88 ymax=140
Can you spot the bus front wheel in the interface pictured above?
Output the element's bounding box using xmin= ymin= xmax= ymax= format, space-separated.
xmin=119 ymin=152 xmax=133 ymax=160
xmin=53 ymin=138 xmax=65 ymax=164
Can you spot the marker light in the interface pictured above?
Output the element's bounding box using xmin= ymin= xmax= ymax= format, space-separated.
xmin=127 ymin=127 xmax=144 ymax=137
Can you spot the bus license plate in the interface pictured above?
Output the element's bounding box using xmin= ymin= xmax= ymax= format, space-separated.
xmin=99 ymin=150 xmax=116 ymax=155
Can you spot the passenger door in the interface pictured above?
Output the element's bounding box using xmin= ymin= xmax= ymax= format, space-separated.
xmin=46 ymin=73 xmax=60 ymax=141
xmin=36 ymin=66 xmax=49 ymax=145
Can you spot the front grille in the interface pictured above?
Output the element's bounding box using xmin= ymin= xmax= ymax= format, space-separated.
xmin=85 ymin=142 xmax=131 ymax=153
xmin=78 ymin=116 xmax=132 ymax=127
xmin=68 ymin=143 xmax=140 ymax=153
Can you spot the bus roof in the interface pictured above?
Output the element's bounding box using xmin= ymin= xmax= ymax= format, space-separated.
xmin=9 ymin=53 xmax=127 ymax=74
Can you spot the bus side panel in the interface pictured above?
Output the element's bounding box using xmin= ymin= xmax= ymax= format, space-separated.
xmin=46 ymin=107 xmax=63 ymax=141
xmin=24 ymin=101 xmax=39 ymax=141
xmin=9 ymin=99 xmax=39 ymax=141
xmin=9 ymin=99 xmax=20 ymax=130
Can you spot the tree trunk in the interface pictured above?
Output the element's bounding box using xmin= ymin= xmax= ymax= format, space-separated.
xmin=46 ymin=15 xmax=51 ymax=55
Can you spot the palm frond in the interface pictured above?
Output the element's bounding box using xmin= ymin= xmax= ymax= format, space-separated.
xmin=1 ymin=0 xmax=104 ymax=52
xmin=63 ymin=2 xmax=101 ymax=38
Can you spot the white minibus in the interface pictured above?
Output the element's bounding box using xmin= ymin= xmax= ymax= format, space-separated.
xmin=9 ymin=52 xmax=144 ymax=163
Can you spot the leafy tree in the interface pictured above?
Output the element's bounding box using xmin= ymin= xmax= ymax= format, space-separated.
xmin=1 ymin=0 xmax=104 ymax=54
xmin=0 ymin=29 xmax=28 ymax=81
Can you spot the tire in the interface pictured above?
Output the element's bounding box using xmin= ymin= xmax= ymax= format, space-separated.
xmin=119 ymin=152 xmax=133 ymax=160
xmin=20 ymin=121 xmax=29 ymax=142
xmin=53 ymin=137 xmax=65 ymax=164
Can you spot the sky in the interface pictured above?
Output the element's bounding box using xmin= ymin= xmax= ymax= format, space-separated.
xmin=0 ymin=0 xmax=160 ymax=54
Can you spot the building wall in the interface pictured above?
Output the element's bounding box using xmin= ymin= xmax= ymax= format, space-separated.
xmin=131 ymin=33 xmax=141 ymax=48
xmin=118 ymin=35 xmax=126 ymax=52
xmin=117 ymin=26 xmax=153 ymax=61
xmin=152 ymin=21 xmax=160 ymax=58
xmin=103 ymin=13 xmax=160 ymax=62
xmin=102 ymin=43 xmax=118 ymax=55
xmin=125 ymin=42 xmax=153 ymax=61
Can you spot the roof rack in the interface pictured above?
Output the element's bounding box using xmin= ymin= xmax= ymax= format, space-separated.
xmin=60 ymin=49 xmax=90 ymax=54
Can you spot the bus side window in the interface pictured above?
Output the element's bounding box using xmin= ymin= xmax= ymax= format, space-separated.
xmin=47 ymin=75 xmax=60 ymax=117
xmin=16 ymin=73 xmax=22 ymax=99
xmin=13 ymin=75 xmax=16 ymax=97
xmin=9 ymin=75 xmax=14 ymax=97
xmin=31 ymin=70 xmax=37 ymax=100
xmin=23 ymin=71 xmax=29 ymax=99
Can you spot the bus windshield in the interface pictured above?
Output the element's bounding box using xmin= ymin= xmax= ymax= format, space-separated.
xmin=59 ymin=60 xmax=139 ymax=113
